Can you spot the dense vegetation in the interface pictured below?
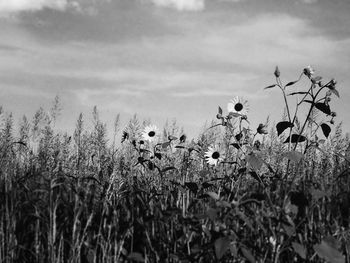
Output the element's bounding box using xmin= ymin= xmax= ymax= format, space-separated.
xmin=1 ymin=67 xmax=349 ymax=262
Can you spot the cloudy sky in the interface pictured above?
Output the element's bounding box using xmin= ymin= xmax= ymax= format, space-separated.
xmin=0 ymin=0 xmax=349 ymax=139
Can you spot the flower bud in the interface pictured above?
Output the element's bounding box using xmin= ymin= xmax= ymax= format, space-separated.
xmin=303 ymin=65 xmax=315 ymax=78
xmin=274 ymin=66 xmax=280 ymax=78
xmin=257 ymin=123 xmax=268 ymax=135
xmin=328 ymin=78 xmax=337 ymax=90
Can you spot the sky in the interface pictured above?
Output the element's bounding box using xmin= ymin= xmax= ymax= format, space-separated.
xmin=0 ymin=0 xmax=349 ymax=139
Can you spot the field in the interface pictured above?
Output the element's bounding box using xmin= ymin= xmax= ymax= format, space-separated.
xmin=1 ymin=67 xmax=350 ymax=262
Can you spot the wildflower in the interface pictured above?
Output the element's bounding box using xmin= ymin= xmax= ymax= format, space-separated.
xmin=121 ymin=130 xmax=129 ymax=143
xmin=327 ymin=78 xmax=337 ymax=90
xmin=254 ymin=140 xmax=261 ymax=150
xmin=142 ymin=125 xmax=159 ymax=142
xmin=269 ymin=236 xmax=277 ymax=247
xmin=303 ymin=65 xmax=315 ymax=78
xmin=257 ymin=123 xmax=268 ymax=135
xmin=227 ymin=96 xmax=249 ymax=116
xmin=204 ymin=146 xmax=224 ymax=166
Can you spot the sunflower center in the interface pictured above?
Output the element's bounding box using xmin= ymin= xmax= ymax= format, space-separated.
xmin=234 ymin=103 xmax=243 ymax=112
xmin=148 ymin=131 xmax=156 ymax=137
xmin=212 ymin=151 xmax=220 ymax=159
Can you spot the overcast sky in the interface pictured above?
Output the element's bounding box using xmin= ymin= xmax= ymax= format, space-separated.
xmin=0 ymin=0 xmax=349 ymax=139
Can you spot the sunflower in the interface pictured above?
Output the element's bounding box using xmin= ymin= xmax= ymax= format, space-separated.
xmin=142 ymin=125 xmax=160 ymax=142
xmin=204 ymin=146 xmax=224 ymax=166
xmin=227 ymin=96 xmax=249 ymax=116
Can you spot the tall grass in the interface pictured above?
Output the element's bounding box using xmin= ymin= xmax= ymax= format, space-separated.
xmin=0 ymin=68 xmax=350 ymax=263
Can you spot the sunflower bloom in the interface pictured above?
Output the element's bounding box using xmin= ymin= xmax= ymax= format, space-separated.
xmin=142 ymin=125 xmax=159 ymax=142
xmin=204 ymin=146 xmax=224 ymax=166
xmin=227 ymin=96 xmax=249 ymax=116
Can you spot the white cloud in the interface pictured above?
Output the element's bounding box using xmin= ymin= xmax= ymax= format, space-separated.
xmin=0 ymin=0 xmax=79 ymax=16
xmin=151 ymin=0 xmax=205 ymax=11
xmin=299 ymin=0 xmax=318 ymax=3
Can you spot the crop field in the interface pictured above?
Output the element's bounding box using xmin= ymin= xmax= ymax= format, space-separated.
xmin=0 ymin=67 xmax=349 ymax=263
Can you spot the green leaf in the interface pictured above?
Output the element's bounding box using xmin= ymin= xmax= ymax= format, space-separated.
xmin=235 ymin=133 xmax=243 ymax=141
xmin=303 ymin=99 xmax=313 ymax=104
xmin=168 ymin=135 xmax=178 ymax=141
xmin=229 ymin=112 xmax=244 ymax=118
xmin=264 ymin=84 xmax=277 ymax=89
xmin=179 ymin=134 xmax=186 ymax=143
xmin=292 ymin=242 xmax=306 ymax=259
xmin=218 ymin=106 xmax=223 ymax=115
xmin=330 ymin=88 xmax=340 ymax=98
xmin=206 ymin=191 xmax=220 ymax=200
xmin=276 ymin=121 xmax=294 ymax=136
xmin=127 ymin=252 xmax=145 ymax=262
xmin=285 ymin=80 xmax=298 ymax=87
xmin=241 ymin=247 xmax=256 ymax=263
xmin=311 ymin=188 xmax=328 ymax=201
xmin=154 ymin=152 xmax=162 ymax=160
xmin=207 ymin=208 xmax=218 ymax=221
xmin=162 ymin=142 xmax=171 ymax=149
xmin=284 ymin=134 xmax=307 ymax=143
xmin=321 ymin=123 xmax=331 ymax=138
xmin=246 ymin=153 xmax=263 ymax=171
xmin=215 ymin=237 xmax=231 ymax=260
xmin=315 ymin=102 xmax=331 ymax=115
xmin=283 ymin=151 xmax=304 ymax=163
xmin=314 ymin=238 xmax=345 ymax=263
xmin=288 ymin=91 xmax=309 ymax=96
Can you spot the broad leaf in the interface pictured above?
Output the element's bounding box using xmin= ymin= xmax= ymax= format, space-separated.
xmin=264 ymin=84 xmax=277 ymax=89
xmin=179 ymin=134 xmax=186 ymax=143
xmin=206 ymin=192 xmax=220 ymax=200
xmin=314 ymin=238 xmax=345 ymax=263
xmin=162 ymin=142 xmax=171 ymax=149
xmin=292 ymin=242 xmax=306 ymax=259
xmin=215 ymin=237 xmax=231 ymax=260
xmin=321 ymin=123 xmax=331 ymax=138
xmin=315 ymin=102 xmax=331 ymax=115
xmin=303 ymin=99 xmax=313 ymax=104
xmin=330 ymin=88 xmax=340 ymax=98
xmin=241 ymin=247 xmax=256 ymax=263
xmin=207 ymin=208 xmax=218 ymax=221
xmin=285 ymin=80 xmax=298 ymax=87
xmin=154 ymin=152 xmax=162 ymax=160
xmin=235 ymin=133 xmax=243 ymax=141
xmin=288 ymin=91 xmax=309 ymax=96
xmin=284 ymin=134 xmax=307 ymax=143
xmin=276 ymin=121 xmax=294 ymax=136
xmin=283 ymin=151 xmax=304 ymax=163
xmin=311 ymin=188 xmax=328 ymax=201
xmin=218 ymin=106 xmax=223 ymax=115
xmin=168 ymin=135 xmax=178 ymax=141
xmin=246 ymin=153 xmax=263 ymax=171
